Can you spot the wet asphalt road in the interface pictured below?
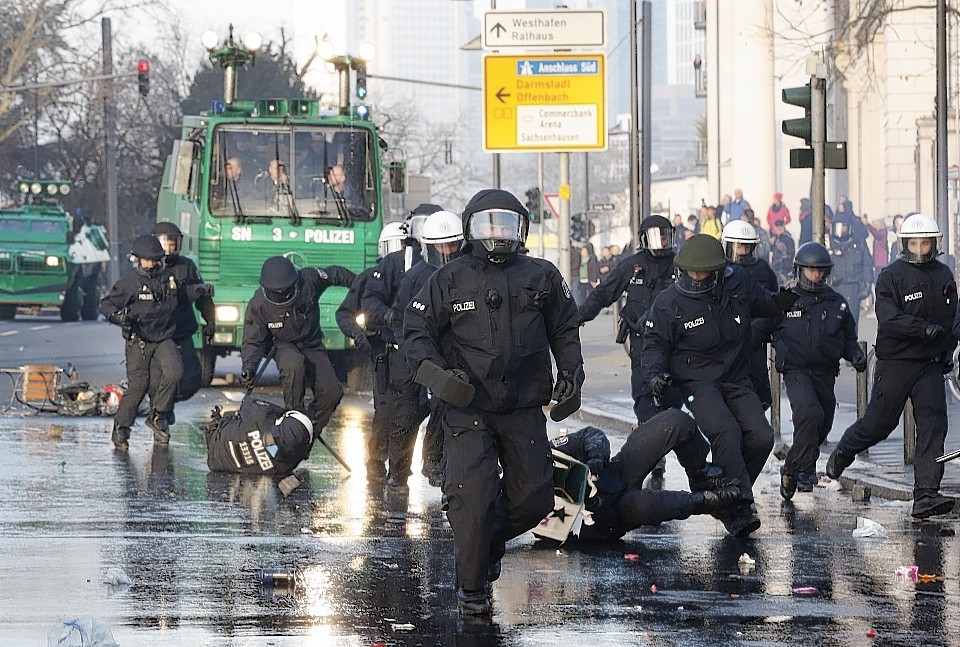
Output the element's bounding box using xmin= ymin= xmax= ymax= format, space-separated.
xmin=2 ymin=316 xmax=960 ymax=645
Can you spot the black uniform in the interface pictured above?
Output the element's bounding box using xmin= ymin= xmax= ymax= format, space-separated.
xmin=361 ymin=249 xmax=429 ymax=485
xmin=769 ymin=230 xmax=796 ymax=281
xmin=204 ymin=398 xmax=311 ymax=477
xmin=149 ymin=254 xmax=215 ymax=403
xmin=404 ymin=252 xmax=582 ymax=596
xmin=577 ymin=250 xmax=676 ymax=423
xmin=643 ymin=268 xmax=781 ymax=505
xmin=829 ymin=234 xmax=873 ymax=322
xmin=550 ymin=411 xmax=714 ymax=539
xmin=241 ymin=265 xmax=355 ymax=430
xmin=101 ymin=267 xmax=183 ymax=431
xmin=834 ymin=258 xmax=957 ymax=498
xmin=754 ymin=285 xmax=859 ymax=485
xmin=735 ymin=259 xmax=780 ymax=408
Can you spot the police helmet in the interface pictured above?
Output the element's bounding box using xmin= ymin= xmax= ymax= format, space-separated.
xmin=378 ymin=221 xmax=406 ymax=258
xmin=405 ymin=204 xmax=443 ymax=244
xmin=831 ymin=212 xmax=854 ymax=241
xmin=273 ymin=410 xmax=314 ymax=460
xmin=793 ymin=242 xmax=833 ymax=293
xmin=721 ymin=220 xmax=760 ymax=265
xmin=461 ymin=189 xmax=529 ymax=264
xmin=639 ymin=215 xmax=674 ymax=257
xmin=259 ymin=256 xmax=300 ymax=305
xmin=897 ymin=213 xmax=942 ymax=264
xmin=152 ymin=221 xmax=183 ymax=255
xmin=673 ymin=234 xmax=726 ymax=296
xmin=129 ymin=235 xmax=165 ymax=276
xmin=421 ymin=210 xmax=464 ymax=268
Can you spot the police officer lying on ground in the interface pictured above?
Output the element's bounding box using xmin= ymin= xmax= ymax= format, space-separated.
xmin=101 ymin=235 xmax=183 ymax=451
xmin=149 ymin=221 xmax=216 ymax=422
xmin=204 ymin=397 xmax=313 ymax=477
xmin=404 ymin=189 xmax=583 ymax=616
xmin=241 ymin=256 xmax=356 ymax=436
xmin=548 ymin=411 xmax=741 ymax=541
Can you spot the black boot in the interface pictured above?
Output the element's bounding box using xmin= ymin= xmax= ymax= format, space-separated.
xmin=691 ymin=485 xmax=741 ymax=514
xmin=147 ymin=412 xmax=170 ymax=444
xmin=111 ymin=424 xmax=130 ymax=451
xmin=912 ymin=492 xmax=955 ymax=519
xmin=797 ymin=472 xmax=817 ymax=493
xmin=687 ymin=462 xmax=738 ymax=491
xmin=780 ymin=467 xmax=797 ymax=500
xmin=457 ymin=587 xmax=492 ymax=615
xmin=826 ymin=448 xmax=854 ymax=480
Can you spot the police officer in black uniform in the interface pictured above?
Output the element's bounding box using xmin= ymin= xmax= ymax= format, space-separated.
xmin=548 ymin=411 xmax=740 ymax=541
xmin=828 ymin=211 xmax=873 ymax=322
xmin=362 ymin=204 xmax=442 ymax=488
xmin=241 ymin=256 xmax=355 ymax=435
xmin=404 ymin=189 xmax=583 ymax=615
xmin=577 ymin=215 xmax=677 ymax=424
xmin=150 ymin=222 xmax=216 ymax=417
xmin=643 ymin=234 xmax=798 ymax=537
xmin=204 ymin=397 xmax=313 ymax=477
xmin=753 ymin=242 xmax=866 ymax=499
xmin=101 ymin=235 xmax=183 ymax=450
xmin=827 ymin=214 xmax=958 ymax=518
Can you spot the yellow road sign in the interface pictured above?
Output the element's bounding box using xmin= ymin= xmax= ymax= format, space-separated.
xmin=483 ymin=53 xmax=607 ymax=153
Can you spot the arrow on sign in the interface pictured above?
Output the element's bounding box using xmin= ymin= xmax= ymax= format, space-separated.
xmin=490 ymin=22 xmax=507 ymax=37
xmin=495 ymin=87 xmax=511 ymax=103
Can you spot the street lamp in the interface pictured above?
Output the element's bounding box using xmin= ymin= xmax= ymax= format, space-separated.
xmin=322 ymin=42 xmax=376 ymax=116
xmin=202 ymin=24 xmax=262 ymax=106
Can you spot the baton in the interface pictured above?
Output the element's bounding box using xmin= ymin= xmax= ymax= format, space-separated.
xmin=936 ymin=448 xmax=960 ymax=464
xmin=245 ymin=346 xmax=278 ymax=398
xmin=313 ymin=433 xmax=352 ymax=472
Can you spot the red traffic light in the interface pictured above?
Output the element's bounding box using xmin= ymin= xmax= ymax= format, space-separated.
xmin=137 ymin=60 xmax=150 ymax=73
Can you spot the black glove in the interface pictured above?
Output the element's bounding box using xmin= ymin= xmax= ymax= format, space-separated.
xmin=383 ymin=309 xmax=396 ymax=327
xmin=202 ymin=323 xmax=216 ymax=338
xmin=196 ymin=283 xmax=215 ymax=299
xmin=650 ymin=373 xmax=671 ymax=398
xmin=772 ymin=287 xmax=800 ymax=312
xmin=850 ymin=348 xmax=867 ymax=373
xmin=239 ymin=370 xmax=254 ymax=389
xmin=352 ymin=333 xmax=370 ymax=350
xmin=925 ymin=324 xmax=944 ymax=341
xmin=552 ymin=370 xmax=577 ymax=402
xmin=108 ymin=311 xmax=126 ymax=326
xmin=585 ymin=458 xmax=605 ymax=478
xmin=120 ymin=313 xmax=139 ymax=337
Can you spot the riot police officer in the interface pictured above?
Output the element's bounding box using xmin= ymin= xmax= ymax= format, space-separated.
xmin=721 ymin=220 xmax=780 ymax=408
xmin=827 ymin=214 xmax=958 ymax=518
xmin=335 ymin=221 xmax=406 ymax=483
xmin=241 ymin=256 xmax=355 ymax=435
xmin=204 ymin=397 xmax=313 ymax=477
xmin=547 ymin=411 xmax=740 ymax=542
xmin=828 ymin=211 xmax=873 ymax=322
xmin=392 ymin=211 xmax=465 ymax=487
xmin=100 ymin=235 xmax=183 ymax=450
xmin=753 ymin=242 xmax=866 ymax=498
xmin=150 ymin=222 xmax=216 ymax=418
xmin=361 ymin=204 xmax=442 ymax=488
xmin=404 ymin=189 xmax=583 ymax=615
xmin=643 ymin=234 xmax=797 ymax=537
xmin=577 ymin=215 xmax=677 ymax=424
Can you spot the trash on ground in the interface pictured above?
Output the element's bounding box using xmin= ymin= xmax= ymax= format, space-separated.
xmin=102 ymin=567 xmax=132 ymax=586
xmin=852 ymin=517 xmax=887 ymax=539
xmin=391 ymin=623 xmax=416 ymax=631
xmin=738 ymin=553 xmax=756 ymax=575
xmin=791 ymin=586 xmax=818 ymax=596
xmin=895 ymin=565 xmax=919 ymax=582
xmin=624 ymin=553 xmax=640 ymax=561
xmin=46 ymin=617 xmax=117 ymax=646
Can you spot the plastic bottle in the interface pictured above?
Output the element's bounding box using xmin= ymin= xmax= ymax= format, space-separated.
xmin=259 ymin=568 xmax=295 ymax=585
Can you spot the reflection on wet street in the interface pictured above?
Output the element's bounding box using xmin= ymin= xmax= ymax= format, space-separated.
xmin=1 ymin=388 xmax=959 ymax=645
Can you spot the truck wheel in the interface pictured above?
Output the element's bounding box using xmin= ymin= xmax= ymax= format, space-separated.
xmin=80 ymin=277 xmax=100 ymax=321
xmin=198 ymin=346 xmax=217 ymax=387
xmin=0 ymin=304 xmax=15 ymax=320
xmin=60 ymin=290 xmax=79 ymax=322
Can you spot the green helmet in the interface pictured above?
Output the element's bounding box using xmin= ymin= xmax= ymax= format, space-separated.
xmin=674 ymin=234 xmax=726 ymax=296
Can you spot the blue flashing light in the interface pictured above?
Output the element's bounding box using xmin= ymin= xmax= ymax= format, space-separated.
xmin=211 ymin=100 xmax=225 ymax=114
xmin=353 ymin=103 xmax=370 ymax=120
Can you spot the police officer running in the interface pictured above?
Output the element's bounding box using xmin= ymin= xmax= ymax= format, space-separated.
xmin=335 ymin=221 xmax=406 ymax=483
xmin=753 ymin=242 xmax=866 ymax=499
xmin=150 ymin=222 xmax=216 ymax=417
xmin=828 ymin=211 xmax=874 ymax=322
xmin=404 ymin=189 xmax=583 ymax=615
xmin=241 ymin=256 xmax=356 ymax=436
xmin=548 ymin=411 xmax=740 ymax=541
xmin=576 ymin=215 xmax=677 ymax=424
xmin=643 ymin=234 xmax=798 ymax=537
xmin=101 ymin=235 xmax=183 ymax=450
xmin=827 ymin=214 xmax=958 ymax=518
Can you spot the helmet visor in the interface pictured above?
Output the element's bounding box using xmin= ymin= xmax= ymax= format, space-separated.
xmin=468 ymin=209 xmax=522 ymax=243
xmin=832 ymin=221 xmax=850 ymax=239
xmin=378 ymin=237 xmax=404 ymax=257
xmin=262 ymin=283 xmax=298 ymax=306
xmin=156 ymin=234 xmax=182 ymax=255
xmin=424 ymin=241 xmax=462 ymax=267
xmin=724 ymin=240 xmax=757 ymax=265
xmin=406 ymin=215 xmax=428 ymax=242
xmin=900 ymin=236 xmax=941 ymax=264
xmin=643 ymin=226 xmax=674 ymax=253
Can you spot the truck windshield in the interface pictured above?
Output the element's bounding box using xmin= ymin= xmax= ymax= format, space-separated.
xmin=0 ymin=218 xmax=67 ymax=242
xmin=208 ymin=125 xmax=375 ymax=222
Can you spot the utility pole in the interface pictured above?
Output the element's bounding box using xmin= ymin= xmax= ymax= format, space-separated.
xmin=936 ymin=0 xmax=949 ymax=255
xmin=640 ymin=1 xmax=652 ymax=231
xmin=537 ymin=153 xmax=545 ymax=260
xmin=559 ymin=153 xmax=571 ymax=286
xmin=629 ymin=0 xmax=640 ymax=250
xmin=102 ymin=18 xmax=120 ymax=286
xmin=810 ymin=60 xmax=826 ymax=245
xmin=491 ymin=0 xmax=500 ymax=188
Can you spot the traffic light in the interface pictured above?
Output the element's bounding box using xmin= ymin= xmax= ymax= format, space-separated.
xmin=571 ymin=212 xmax=596 ymax=243
xmin=525 ymin=187 xmax=541 ymax=223
xmin=355 ymin=63 xmax=367 ymax=100
xmin=781 ymin=83 xmax=812 ymax=145
xmin=137 ymin=59 xmax=150 ymax=96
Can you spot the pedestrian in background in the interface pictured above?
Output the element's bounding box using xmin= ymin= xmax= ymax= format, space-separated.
xmin=766 ymin=192 xmax=791 ymax=233
xmin=576 ymin=243 xmax=600 ymax=305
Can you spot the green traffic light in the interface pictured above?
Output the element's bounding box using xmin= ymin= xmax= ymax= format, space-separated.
xmin=781 ymin=84 xmax=812 ymax=145
xmin=781 ymin=85 xmax=811 ymax=108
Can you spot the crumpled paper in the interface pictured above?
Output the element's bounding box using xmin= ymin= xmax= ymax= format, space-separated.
xmin=852 ymin=516 xmax=888 ymax=539
xmin=896 ymin=565 xmax=919 ymax=582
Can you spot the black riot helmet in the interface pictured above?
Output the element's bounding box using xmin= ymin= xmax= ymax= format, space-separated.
xmin=259 ymin=256 xmax=300 ymax=306
xmin=793 ymin=242 xmax=833 ymax=293
xmin=673 ymin=234 xmax=726 ymax=296
xmin=639 ymin=215 xmax=674 ymax=257
xmin=129 ymin=235 xmax=165 ymax=277
xmin=152 ymin=221 xmax=183 ymax=256
xmin=461 ymin=189 xmax=529 ymax=265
